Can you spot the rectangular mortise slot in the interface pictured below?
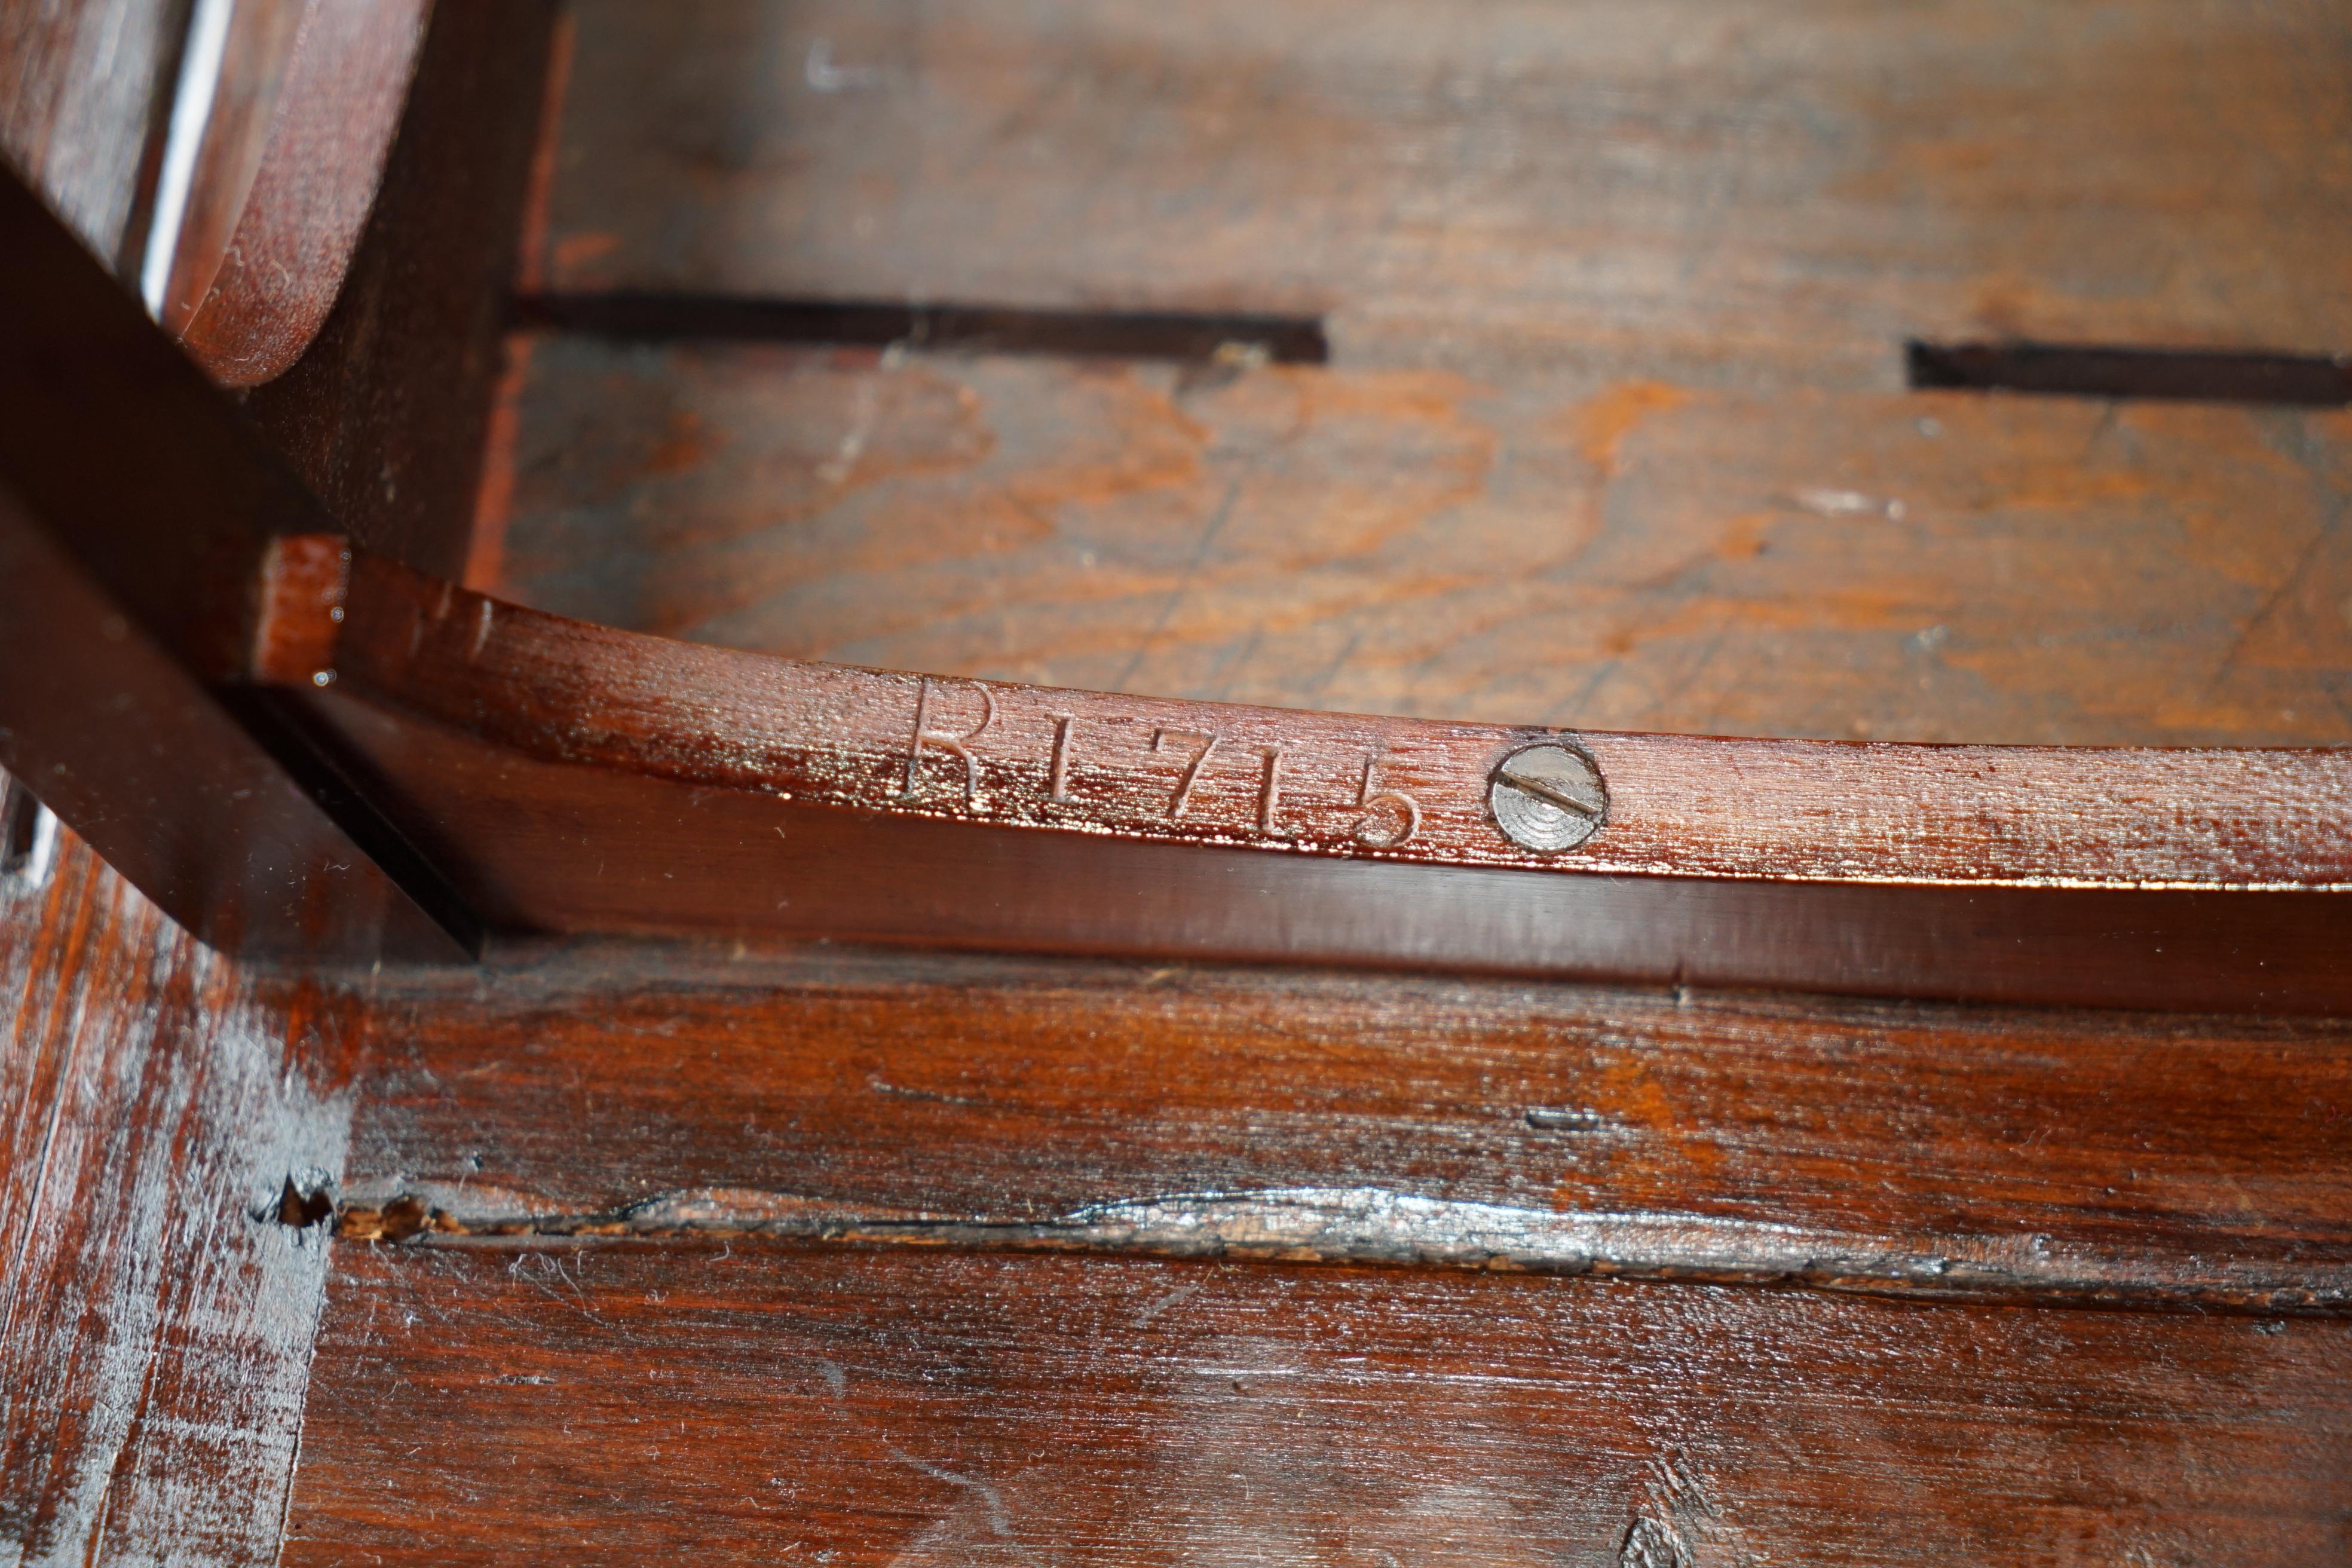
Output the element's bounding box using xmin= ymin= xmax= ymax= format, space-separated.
xmin=1906 ymin=340 xmax=2352 ymax=406
xmin=512 ymin=293 xmax=1329 ymax=366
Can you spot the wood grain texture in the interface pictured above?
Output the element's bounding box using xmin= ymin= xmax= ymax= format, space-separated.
xmin=287 ymin=1244 xmax=2352 ymax=1565
xmin=0 ymin=0 xmax=185 ymax=272
xmin=480 ymin=341 xmax=2352 ymax=748
xmin=311 ymin=551 xmax=2352 ymax=894
xmin=535 ymin=0 xmax=2352 ymax=385
xmin=0 ymin=780 xmax=361 ymax=1566
xmin=336 ymin=939 xmax=2352 ymax=1312
xmin=174 ymin=0 xmax=430 ymax=385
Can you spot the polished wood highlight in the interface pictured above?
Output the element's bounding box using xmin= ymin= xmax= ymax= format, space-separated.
xmin=0 ymin=0 xmax=185 ymax=272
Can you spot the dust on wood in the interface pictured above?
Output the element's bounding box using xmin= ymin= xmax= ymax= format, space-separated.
xmin=0 ymin=795 xmax=364 ymax=1566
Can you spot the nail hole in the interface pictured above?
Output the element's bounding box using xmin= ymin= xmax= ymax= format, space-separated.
xmin=271 ymin=1178 xmax=335 ymax=1229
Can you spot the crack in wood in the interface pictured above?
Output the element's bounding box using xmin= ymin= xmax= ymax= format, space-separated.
xmin=333 ymin=1184 xmax=2352 ymax=1316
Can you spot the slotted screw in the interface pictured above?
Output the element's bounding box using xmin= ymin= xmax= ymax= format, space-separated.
xmin=1488 ymin=742 xmax=1607 ymax=852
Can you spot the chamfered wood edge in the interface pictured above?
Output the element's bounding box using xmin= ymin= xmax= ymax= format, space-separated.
xmin=174 ymin=0 xmax=432 ymax=387
xmin=0 ymin=167 xmax=472 ymax=961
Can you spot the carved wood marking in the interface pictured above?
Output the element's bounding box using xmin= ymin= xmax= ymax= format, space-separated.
xmin=905 ymin=678 xmax=995 ymax=803
xmin=1255 ymin=745 xmax=1285 ymax=835
xmin=1353 ymin=754 xmax=1421 ymax=849
xmin=1151 ymin=728 xmax=1219 ymax=820
xmin=1047 ymin=713 xmax=1077 ymax=803
xmin=316 ymin=552 xmax=2352 ymax=893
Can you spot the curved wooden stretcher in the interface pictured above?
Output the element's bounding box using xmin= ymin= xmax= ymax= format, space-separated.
xmin=253 ymin=540 xmax=2352 ymax=1011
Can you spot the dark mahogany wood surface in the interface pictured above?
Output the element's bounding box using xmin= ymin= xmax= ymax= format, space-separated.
xmin=292 ymin=902 xmax=2352 ymax=1556
xmin=290 ymin=1245 xmax=2352 ymax=1565
xmin=0 ymin=163 xmax=327 ymax=676
xmin=0 ymin=0 xmax=559 ymax=958
xmin=153 ymin=0 xmax=307 ymax=338
xmin=238 ymin=0 xmax=559 ymax=579
xmin=0 ymin=167 xmax=460 ymax=959
xmin=10 ymin=2 xmax=2352 ymax=1561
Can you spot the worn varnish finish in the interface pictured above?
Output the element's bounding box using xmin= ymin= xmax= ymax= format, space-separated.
xmin=497 ymin=1 xmax=2352 ymax=751
xmin=537 ymin=1 xmax=2352 ymax=384
xmin=8 ymin=2 xmax=2352 ymax=1558
xmin=287 ymin=1245 xmax=2352 ymax=1564
xmin=480 ymin=341 xmax=2352 ymax=746
xmin=333 ymin=940 xmax=2352 ymax=1312
xmin=0 ymin=782 xmax=362 ymax=1566
xmin=152 ymin=0 xmax=308 ymax=337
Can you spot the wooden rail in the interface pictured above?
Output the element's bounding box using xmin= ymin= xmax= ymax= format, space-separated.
xmin=246 ymin=540 xmax=2352 ymax=1010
